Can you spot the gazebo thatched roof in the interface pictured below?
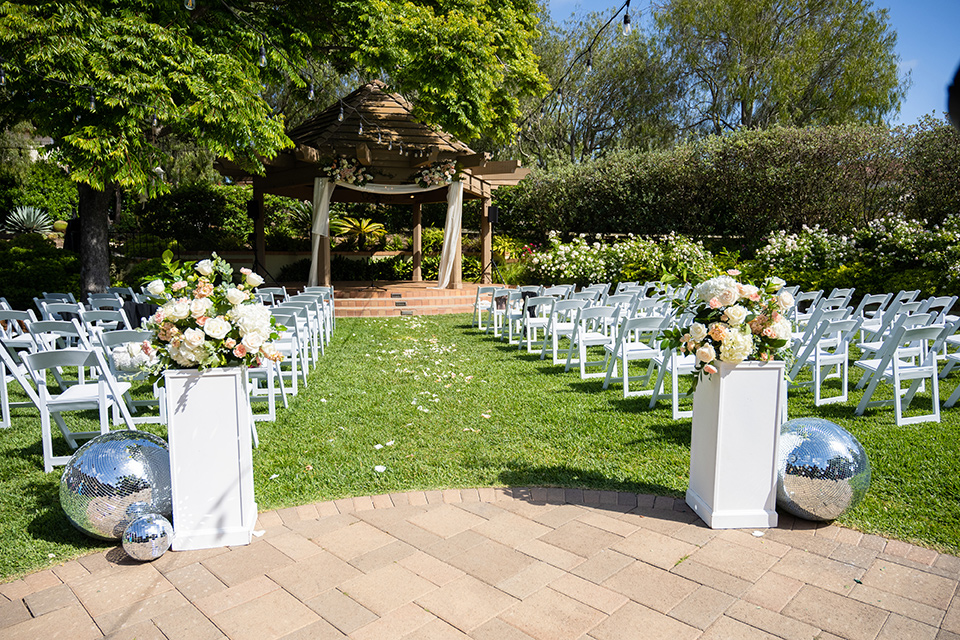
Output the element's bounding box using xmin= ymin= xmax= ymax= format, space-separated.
xmin=216 ymin=80 xmax=528 ymax=203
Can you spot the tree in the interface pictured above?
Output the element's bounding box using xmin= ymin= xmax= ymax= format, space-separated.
xmin=0 ymin=0 xmax=547 ymax=295
xmin=655 ymin=0 xmax=908 ymax=135
xmin=478 ymin=9 xmax=682 ymax=168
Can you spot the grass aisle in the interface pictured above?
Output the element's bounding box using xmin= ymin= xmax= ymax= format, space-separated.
xmin=1 ymin=313 xmax=959 ymax=580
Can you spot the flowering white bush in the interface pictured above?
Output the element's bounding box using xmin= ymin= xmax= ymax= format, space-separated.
xmin=754 ymin=225 xmax=855 ymax=273
xmin=661 ymin=271 xmax=793 ymax=377
xmin=142 ymin=251 xmax=283 ymax=374
xmin=415 ymin=159 xmax=459 ymax=188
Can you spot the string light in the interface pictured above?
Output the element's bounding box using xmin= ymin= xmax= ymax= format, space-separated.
xmin=89 ymin=89 xmax=96 ymax=111
xmin=184 ymin=0 xmax=196 ymax=9
xmin=586 ymin=50 xmax=592 ymax=73
xmin=307 ymin=83 xmax=315 ymax=101
xmin=377 ymin=130 xmax=382 ymax=144
xmin=0 ymin=68 xmax=5 ymax=87
xmin=388 ymin=140 xmax=393 ymax=151
xmin=258 ymin=45 xmax=267 ymax=68
xmin=338 ymin=101 xmax=344 ymax=121
xmin=151 ymin=113 xmax=158 ymax=127
xmin=358 ymin=121 xmax=363 ymax=135
xmin=623 ymin=0 xmax=631 ymax=35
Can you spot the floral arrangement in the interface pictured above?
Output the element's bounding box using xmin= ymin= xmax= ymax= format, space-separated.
xmin=660 ymin=270 xmax=794 ymax=376
xmin=414 ymin=159 xmax=459 ymax=188
xmin=141 ymin=251 xmax=283 ymax=374
xmin=323 ymin=155 xmax=373 ymax=186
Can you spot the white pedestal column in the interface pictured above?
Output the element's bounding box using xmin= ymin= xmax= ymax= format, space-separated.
xmin=164 ymin=368 xmax=256 ymax=550
xmin=686 ymin=361 xmax=785 ymax=529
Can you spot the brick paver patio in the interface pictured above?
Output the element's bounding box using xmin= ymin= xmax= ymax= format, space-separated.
xmin=3 ymin=488 xmax=959 ymax=639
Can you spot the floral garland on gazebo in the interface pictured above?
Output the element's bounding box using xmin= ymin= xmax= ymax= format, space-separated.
xmin=323 ymin=155 xmax=373 ymax=186
xmin=414 ymin=159 xmax=460 ymax=188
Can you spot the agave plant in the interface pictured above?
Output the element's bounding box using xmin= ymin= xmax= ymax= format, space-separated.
xmin=2 ymin=206 xmax=53 ymax=235
xmin=331 ymin=217 xmax=387 ymax=251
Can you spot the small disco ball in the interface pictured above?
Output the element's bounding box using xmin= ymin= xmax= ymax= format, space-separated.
xmin=777 ymin=418 xmax=871 ymax=521
xmin=60 ymin=431 xmax=172 ymax=540
xmin=122 ymin=513 xmax=174 ymax=561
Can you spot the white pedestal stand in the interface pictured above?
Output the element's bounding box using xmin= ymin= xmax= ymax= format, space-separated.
xmin=164 ymin=368 xmax=256 ymax=550
xmin=686 ymin=361 xmax=785 ymax=529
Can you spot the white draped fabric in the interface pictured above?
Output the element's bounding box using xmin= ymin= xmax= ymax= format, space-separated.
xmin=307 ymin=178 xmax=462 ymax=288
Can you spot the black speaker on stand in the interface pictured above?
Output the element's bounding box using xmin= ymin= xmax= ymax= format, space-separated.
xmin=476 ymin=205 xmax=505 ymax=285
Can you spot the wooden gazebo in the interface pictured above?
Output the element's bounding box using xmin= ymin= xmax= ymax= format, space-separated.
xmin=217 ymin=80 xmax=529 ymax=287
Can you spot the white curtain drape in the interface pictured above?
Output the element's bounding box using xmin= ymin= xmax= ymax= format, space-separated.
xmin=307 ymin=179 xmax=463 ymax=288
xmin=437 ymin=181 xmax=464 ymax=289
xmin=307 ymin=178 xmax=334 ymax=287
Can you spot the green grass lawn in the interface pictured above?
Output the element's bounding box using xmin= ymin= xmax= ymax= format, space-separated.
xmin=2 ymin=313 xmax=959 ymax=580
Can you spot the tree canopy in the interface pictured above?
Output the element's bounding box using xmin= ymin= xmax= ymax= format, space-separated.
xmin=0 ymin=0 xmax=548 ymax=292
xmin=656 ymin=0 xmax=907 ymax=134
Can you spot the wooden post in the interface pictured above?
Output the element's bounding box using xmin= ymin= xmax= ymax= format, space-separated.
xmin=451 ymin=225 xmax=463 ymax=290
xmin=319 ymin=236 xmax=331 ymax=286
xmin=252 ymin=179 xmax=267 ymax=276
xmin=412 ymin=203 xmax=422 ymax=282
xmin=481 ymin=198 xmax=492 ymax=284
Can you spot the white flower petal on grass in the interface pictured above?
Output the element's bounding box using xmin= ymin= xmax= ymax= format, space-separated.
xmin=374 ymin=465 xmax=386 ymax=473
xmin=320 ymin=398 xmax=327 ymax=403
xmin=269 ymin=474 xmax=279 ymax=480
xmin=374 ymin=444 xmax=383 ymax=450
xmin=481 ymin=413 xmax=491 ymax=419
xmin=386 ymin=441 xmax=395 ymax=446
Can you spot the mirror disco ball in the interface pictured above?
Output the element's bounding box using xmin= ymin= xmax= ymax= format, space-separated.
xmin=60 ymin=431 xmax=172 ymax=540
xmin=122 ymin=513 xmax=173 ymax=561
xmin=777 ymin=418 xmax=871 ymax=521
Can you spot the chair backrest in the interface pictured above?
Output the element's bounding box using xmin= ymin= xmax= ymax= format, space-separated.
xmin=0 ymin=297 xmax=10 ymax=311
xmin=42 ymin=292 xmax=77 ymax=303
xmin=87 ymin=297 xmax=125 ymax=311
xmin=542 ymin=286 xmax=571 ymax=299
xmin=518 ymin=285 xmax=543 ymax=295
xmin=615 ymin=281 xmax=639 ymax=294
xmin=924 ymin=295 xmax=957 ymax=320
xmin=254 ymin=292 xmax=275 ymax=305
xmin=616 ymin=315 xmax=668 ymax=347
xmin=0 ymin=309 xmax=37 ymax=339
xmin=524 ymin=296 xmax=556 ymax=319
xmin=891 ymin=289 xmax=920 ymax=305
xmin=572 ymin=305 xmax=618 ymax=332
xmin=107 ymin=286 xmax=136 ymax=300
xmin=852 ymin=293 xmax=892 ymax=320
xmin=258 ymin=287 xmax=289 ymax=302
xmin=605 ymin=293 xmax=639 ymax=319
xmin=40 ymin=301 xmax=84 ymax=321
xmin=28 ymin=319 xmax=91 ymax=350
xmin=570 ymin=290 xmax=602 ymax=304
xmin=793 ymin=290 xmax=823 ymax=313
xmin=551 ymin=299 xmax=589 ymax=322
xmin=79 ymin=308 xmax=132 ymax=333
xmin=827 ymin=288 xmax=855 ymax=303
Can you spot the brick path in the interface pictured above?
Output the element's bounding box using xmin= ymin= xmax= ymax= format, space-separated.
xmin=3 ymin=488 xmax=959 ymax=640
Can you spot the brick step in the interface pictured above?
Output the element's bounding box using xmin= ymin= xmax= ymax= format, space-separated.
xmin=337 ymin=303 xmax=474 ymax=317
xmin=336 ymin=295 xmax=476 ymax=309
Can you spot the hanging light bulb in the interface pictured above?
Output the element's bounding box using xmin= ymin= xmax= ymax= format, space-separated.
xmin=184 ymin=0 xmax=196 ymax=9
xmin=89 ymin=89 xmax=96 ymax=111
xmin=338 ymin=102 xmax=344 ymax=122
xmin=258 ymin=45 xmax=267 ymax=68
xmin=358 ymin=121 xmax=363 ymax=135
xmin=586 ymin=50 xmax=592 ymax=74
xmin=151 ymin=113 xmax=158 ymax=127
xmin=307 ymin=83 xmax=315 ymax=101
xmin=388 ymin=140 xmax=393 ymax=151
xmin=0 ymin=68 xmax=5 ymax=87
xmin=623 ymin=0 xmax=632 ymax=35
xmin=377 ymin=131 xmax=382 ymax=144
xmin=399 ymin=142 xmax=403 ymax=155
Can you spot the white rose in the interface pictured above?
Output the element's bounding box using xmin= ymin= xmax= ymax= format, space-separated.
xmin=195 ymin=259 xmax=214 ymax=276
xmin=778 ymin=291 xmax=795 ymax=310
xmin=770 ymin=315 xmax=792 ymax=341
xmin=164 ymin=299 xmax=191 ymax=321
xmin=689 ymin=322 xmax=708 ymax=342
xmin=716 ymin=286 xmax=739 ymax=307
xmin=245 ymin=272 xmax=265 ymax=288
xmin=146 ymin=279 xmax=165 ymax=296
xmin=203 ymin=316 xmax=232 ymax=340
xmin=723 ymin=305 xmax=748 ymax=326
xmin=190 ymin=297 xmax=213 ymax=318
xmin=241 ymin=331 xmax=265 ymax=351
xmin=226 ymin=287 xmax=248 ymax=306
xmin=169 ymin=342 xmax=200 ymax=367
xmin=696 ymin=343 xmax=716 ymax=364
xmin=182 ymin=327 xmax=206 ymax=349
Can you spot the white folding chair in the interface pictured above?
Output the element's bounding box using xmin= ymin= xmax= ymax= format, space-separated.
xmin=602 ymin=315 xmax=666 ymax=397
xmin=0 ymin=309 xmax=38 ymax=352
xmin=541 ymin=299 xmax=589 ymax=364
xmin=472 ymin=286 xmax=498 ymax=330
xmin=648 ymin=348 xmax=697 ymax=420
xmin=854 ymin=323 xmax=951 ymax=425
xmin=96 ymin=329 xmax=165 ymax=425
xmin=1 ymin=338 xmax=41 ymax=429
xmin=21 ymin=348 xmax=136 ymax=472
xmin=270 ymin=309 xmax=306 ymax=395
xmin=564 ymin=306 xmax=618 ymax=378
xmin=519 ymin=296 xmax=556 ymax=354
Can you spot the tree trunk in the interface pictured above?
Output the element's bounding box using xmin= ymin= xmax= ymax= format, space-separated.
xmin=78 ymin=182 xmax=112 ymax=300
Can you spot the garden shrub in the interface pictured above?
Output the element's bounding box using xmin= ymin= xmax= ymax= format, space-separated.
xmin=0 ymin=234 xmax=80 ymax=309
xmin=134 ymin=183 xmax=252 ymax=250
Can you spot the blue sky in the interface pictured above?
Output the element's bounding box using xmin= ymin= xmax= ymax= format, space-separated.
xmin=547 ymin=0 xmax=960 ymax=126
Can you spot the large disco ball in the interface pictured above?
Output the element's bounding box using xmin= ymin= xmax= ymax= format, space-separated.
xmin=60 ymin=431 xmax=172 ymax=540
xmin=122 ymin=513 xmax=174 ymax=561
xmin=777 ymin=418 xmax=871 ymax=521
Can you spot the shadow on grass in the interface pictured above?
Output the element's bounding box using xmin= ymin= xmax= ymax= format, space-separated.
xmin=497 ymin=461 xmax=680 ymax=498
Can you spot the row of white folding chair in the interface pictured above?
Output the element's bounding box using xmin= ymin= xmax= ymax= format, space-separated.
xmin=789 ymin=316 xmax=864 ymax=407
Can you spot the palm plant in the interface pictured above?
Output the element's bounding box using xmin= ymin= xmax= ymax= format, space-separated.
xmin=331 ymin=217 xmax=387 ymax=251
xmin=2 ymin=206 xmax=53 ymax=235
